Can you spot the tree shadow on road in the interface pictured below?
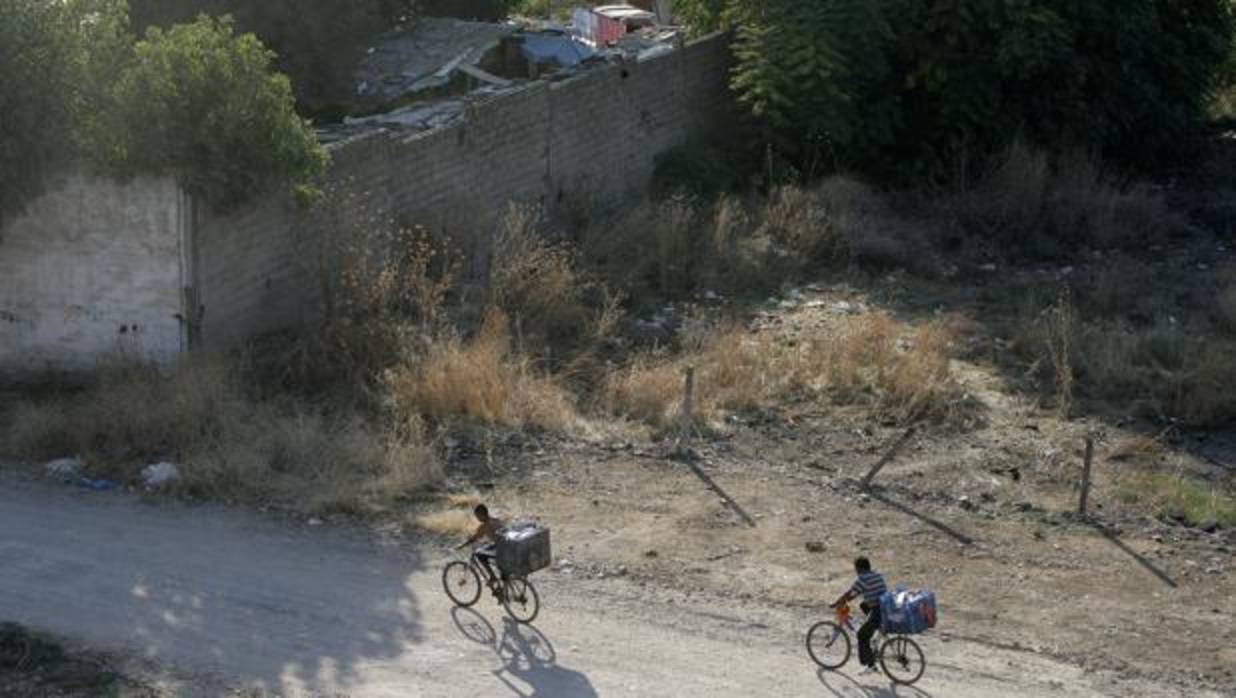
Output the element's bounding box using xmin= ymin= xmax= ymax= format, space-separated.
xmin=816 ymin=668 xmax=933 ymax=698
xmin=450 ymin=607 xmax=597 ymax=697
xmin=0 ymin=484 xmax=430 ymax=697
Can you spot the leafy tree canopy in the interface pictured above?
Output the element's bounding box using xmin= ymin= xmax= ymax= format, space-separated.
xmin=97 ymin=16 xmax=326 ymax=209
xmin=679 ymin=0 xmax=1236 ymax=178
xmin=0 ymin=2 xmax=326 ymax=222
xmin=127 ymin=0 xmax=417 ymax=114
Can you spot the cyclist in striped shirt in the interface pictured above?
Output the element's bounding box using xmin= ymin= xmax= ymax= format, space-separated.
xmin=830 ymin=556 xmax=888 ymax=673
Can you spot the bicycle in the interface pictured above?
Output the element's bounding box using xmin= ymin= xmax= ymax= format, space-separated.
xmin=442 ymin=550 xmax=541 ymax=624
xmin=806 ymin=604 xmax=927 ymax=685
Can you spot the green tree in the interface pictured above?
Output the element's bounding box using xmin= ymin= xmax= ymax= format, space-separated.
xmin=690 ymin=0 xmax=1236 ymax=177
xmin=127 ymin=0 xmax=416 ymax=114
xmin=98 ymin=15 xmax=326 ymax=209
xmin=0 ymin=0 xmax=128 ymax=222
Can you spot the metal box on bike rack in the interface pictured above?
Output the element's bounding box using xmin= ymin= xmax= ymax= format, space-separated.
xmin=496 ymin=521 xmax=551 ymax=577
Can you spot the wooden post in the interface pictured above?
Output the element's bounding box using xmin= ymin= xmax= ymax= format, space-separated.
xmin=861 ymin=427 xmax=917 ymax=489
xmin=681 ymin=366 xmax=695 ymax=426
xmin=1079 ymin=436 xmax=1094 ymax=516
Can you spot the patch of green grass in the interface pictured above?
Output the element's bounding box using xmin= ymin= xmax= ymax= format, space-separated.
xmin=1116 ymin=471 xmax=1236 ymax=527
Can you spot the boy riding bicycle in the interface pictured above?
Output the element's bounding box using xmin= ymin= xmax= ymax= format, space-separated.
xmin=830 ymin=556 xmax=887 ymax=674
xmin=455 ymin=503 xmax=507 ymax=593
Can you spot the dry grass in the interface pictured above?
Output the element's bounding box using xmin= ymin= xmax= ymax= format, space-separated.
xmin=1018 ymin=300 xmax=1236 ymax=426
xmin=386 ymin=308 xmax=578 ymax=431
xmin=1106 ymin=434 xmax=1169 ymax=465
xmin=414 ymin=492 xmax=484 ymax=536
xmin=946 ymin=143 xmax=1188 ymax=256
xmin=489 ymin=204 xmax=626 ymax=362
xmin=1 ymin=356 xmax=440 ymax=514
xmin=415 ymin=508 xmax=477 ymax=536
xmin=604 ymin=312 xmax=971 ymax=429
xmin=1217 ymin=282 xmax=1236 ymax=336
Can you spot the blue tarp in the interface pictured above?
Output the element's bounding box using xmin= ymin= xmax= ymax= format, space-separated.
xmin=521 ymin=34 xmax=595 ymax=67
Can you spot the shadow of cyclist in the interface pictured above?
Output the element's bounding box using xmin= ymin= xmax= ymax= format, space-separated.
xmin=493 ymin=617 xmax=597 ymax=698
xmin=816 ymin=668 xmax=934 ymax=698
xmin=447 ymin=608 xmax=597 ymax=698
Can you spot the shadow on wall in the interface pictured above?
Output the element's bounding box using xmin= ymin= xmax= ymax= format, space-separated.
xmin=0 ymin=484 xmax=427 ymax=696
xmin=451 ymin=607 xmax=598 ymax=697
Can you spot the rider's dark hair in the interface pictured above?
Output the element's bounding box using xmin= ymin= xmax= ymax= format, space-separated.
xmin=474 ymin=503 xmax=489 ymax=519
xmin=854 ymin=557 xmax=872 ymax=573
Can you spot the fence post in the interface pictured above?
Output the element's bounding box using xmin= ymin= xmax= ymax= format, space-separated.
xmin=681 ymin=366 xmax=695 ymax=426
xmin=861 ymin=427 xmax=917 ymax=490
xmin=1079 ymin=436 xmax=1094 ymax=516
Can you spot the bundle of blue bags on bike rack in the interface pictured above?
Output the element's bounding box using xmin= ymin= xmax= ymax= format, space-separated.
xmin=880 ymin=586 xmax=937 ymax=635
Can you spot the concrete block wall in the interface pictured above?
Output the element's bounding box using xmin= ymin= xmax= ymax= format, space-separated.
xmin=195 ymin=33 xmax=734 ymax=349
xmin=0 ymin=172 xmax=188 ymax=377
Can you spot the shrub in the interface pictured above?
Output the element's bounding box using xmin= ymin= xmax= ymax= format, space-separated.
xmin=714 ymin=0 xmax=1236 ymax=176
xmin=385 ymin=309 xmax=578 ymax=431
xmin=1020 ymin=301 xmax=1236 ymax=427
xmin=96 ymin=16 xmax=326 ymax=210
xmin=0 ymin=0 xmax=128 ymax=222
xmin=489 ymin=205 xmax=626 ymax=359
xmin=944 ymin=144 xmax=1188 ymax=258
xmin=316 ymin=220 xmax=459 ymax=387
xmin=1218 ymin=282 xmax=1236 ymax=336
xmin=128 ymin=0 xmax=416 ymax=113
xmin=1 ymin=356 xmax=439 ymax=512
xmin=652 ymin=141 xmax=745 ymax=201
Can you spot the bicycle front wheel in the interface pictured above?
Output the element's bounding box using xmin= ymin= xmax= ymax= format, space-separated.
xmin=806 ymin=621 xmax=851 ymax=669
xmin=442 ymin=561 xmax=482 ymax=607
xmin=502 ymin=577 xmax=541 ymax=624
xmin=879 ymin=635 xmax=926 ymax=685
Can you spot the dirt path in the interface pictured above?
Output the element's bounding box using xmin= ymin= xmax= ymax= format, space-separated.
xmin=0 ymin=478 xmax=1218 ymax=698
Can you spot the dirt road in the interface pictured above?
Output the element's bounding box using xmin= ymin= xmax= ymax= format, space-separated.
xmin=0 ymin=478 xmax=1216 ymax=698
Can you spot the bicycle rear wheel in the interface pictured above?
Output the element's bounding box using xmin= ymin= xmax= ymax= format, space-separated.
xmin=502 ymin=577 xmax=540 ymax=624
xmin=806 ymin=621 xmax=851 ymax=669
xmin=442 ymin=561 xmax=482 ymax=607
xmin=879 ymin=635 xmax=926 ymax=685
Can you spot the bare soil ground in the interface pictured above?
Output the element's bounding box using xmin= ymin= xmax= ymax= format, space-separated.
xmin=410 ymin=278 xmax=1236 ymax=695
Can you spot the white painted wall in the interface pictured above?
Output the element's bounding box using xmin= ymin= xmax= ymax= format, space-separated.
xmin=0 ymin=172 xmax=187 ymax=377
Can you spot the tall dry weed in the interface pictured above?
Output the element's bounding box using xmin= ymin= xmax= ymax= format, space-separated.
xmin=1043 ymin=288 xmax=1075 ymax=417
xmin=490 ymin=204 xmax=624 ymax=356
xmin=604 ymin=313 xmax=970 ymax=429
xmin=948 ymin=143 xmax=1186 ymax=255
xmin=386 ymin=308 xmax=577 ymax=431
xmin=319 ymin=224 xmax=459 ymax=385
xmin=1217 ymin=281 xmax=1236 ymax=336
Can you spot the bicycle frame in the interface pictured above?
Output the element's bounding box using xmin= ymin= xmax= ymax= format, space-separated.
xmin=835 ymin=605 xmax=889 ymax=643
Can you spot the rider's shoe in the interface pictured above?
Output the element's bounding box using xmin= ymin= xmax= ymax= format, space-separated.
xmin=858 ymin=665 xmax=880 ymax=675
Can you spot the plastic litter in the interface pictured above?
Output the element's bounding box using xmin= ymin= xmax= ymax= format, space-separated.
xmin=45 ymin=457 xmax=84 ymax=477
xmin=77 ymin=477 xmax=116 ymax=492
xmin=142 ymin=462 xmax=181 ymax=487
